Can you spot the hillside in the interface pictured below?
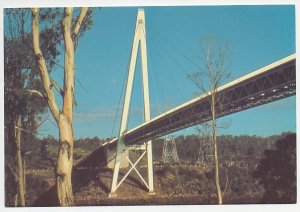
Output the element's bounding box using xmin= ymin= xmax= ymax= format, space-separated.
xmin=5 ymin=132 xmax=296 ymax=206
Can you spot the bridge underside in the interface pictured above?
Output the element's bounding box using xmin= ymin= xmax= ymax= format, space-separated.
xmin=123 ymin=56 xmax=296 ymax=145
xmin=34 ymin=55 xmax=296 ymax=205
xmin=76 ymin=55 xmax=295 ymax=167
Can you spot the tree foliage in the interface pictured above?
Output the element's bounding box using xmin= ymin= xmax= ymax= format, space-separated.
xmin=4 ymin=7 xmax=94 ymax=206
xmin=253 ymin=134 xmax=296 ymax=203
xmin=30 ymin=7 xmax=94 ymax=206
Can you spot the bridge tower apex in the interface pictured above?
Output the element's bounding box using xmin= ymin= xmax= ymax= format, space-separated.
xmin=109 ymin=9 xmax=154 ymax=198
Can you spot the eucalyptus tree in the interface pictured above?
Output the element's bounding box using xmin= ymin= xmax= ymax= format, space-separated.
xmin=31 ymin=7 xmax=93 ymax=206
xmin=4 ymin=8 xmax=94 ymax=206
xmin=4 ymin=8 xmax=59 ymax=206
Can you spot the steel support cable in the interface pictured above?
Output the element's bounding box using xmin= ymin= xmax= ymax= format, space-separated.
xmin=140 ymin=24 xmax=170 ymax=114
xmin=148 ymin=57 xmax=162 ymax=115
xmin=144 ymin=24 xmax=180 ymax=117
xmin=125 ymin=57 xmax=296 ymax=145
xmin=150 ymin=30 xmax=232 ymax=131
xmin=110 ymin=26 xmax=141 ymax=138
xmin=144 ymin=24 xmax=185 ymax=103
xmin=126 ymin=26 xmax=144 ymax=130
xmin=143 ymin=24 xmax=184 ymax=100
xmin=148 ymin=25 xmax=202 ymax=70
xmin=145 ymin=35 xmax=162 ymax=116
xmin=148 ymin=26 xmax=204 ymax=91
xmin=147 ymin=55 xmax=174 ymax=126
xmin=110 ymin=61 xmax=128 ymax=138
xmin=149 ymin=30 xmax=200 ymax=136
xmin=126 ymin=23 xmax=206 ymax=141
xmin=154 ymin=34 xmax=203 ymax=92
xmin=142 ymin=24 xmax=183 ymax=133
xmin=139 ymin=25 xmax=162 ymax=116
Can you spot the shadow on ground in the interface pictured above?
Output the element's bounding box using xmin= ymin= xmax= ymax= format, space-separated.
xmin=32 ymin=142 xmax=148 ymax=206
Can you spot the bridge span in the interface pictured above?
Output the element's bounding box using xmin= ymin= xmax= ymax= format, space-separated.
xmin=72 ymin=53 xmax=296 ymax=172
xmin=101 ymin=53 xmax=295 ymax=147
xmin=34 ymin=54 xmax=296 ymax=205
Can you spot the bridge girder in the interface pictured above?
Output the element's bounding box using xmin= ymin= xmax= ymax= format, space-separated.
xmin=123 ymin=55 xmax=296 ymax=145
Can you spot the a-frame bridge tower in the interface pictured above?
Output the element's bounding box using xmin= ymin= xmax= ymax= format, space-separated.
xmin=109 ymin=9 xmax=155 ymax=197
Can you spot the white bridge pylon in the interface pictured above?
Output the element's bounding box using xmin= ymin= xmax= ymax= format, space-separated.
xmin=109 ymin=9 xmax=155 ymax=197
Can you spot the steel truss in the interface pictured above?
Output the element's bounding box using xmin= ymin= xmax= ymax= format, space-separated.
xmin=124 ymin=55 xmax=296 ymax=145
xmin=197 ymin=136 xmax=214 ymax=166
xmin=162 ymin=136 xmax=180 ymax=164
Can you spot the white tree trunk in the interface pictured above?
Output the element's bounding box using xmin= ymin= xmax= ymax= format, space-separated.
xmin=15 ymin=116 xmax=25 ymax=206
xmin=31 ymin=7 xmax=88 ymax=206
xmin=211 ymin=93 xmax=222 ymax=204
xmin=56 ymin=115 xmax=74 ymax=206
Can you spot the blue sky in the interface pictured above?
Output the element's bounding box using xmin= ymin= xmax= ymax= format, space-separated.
xmin=40 ymin=5 xmax=296 ymax=139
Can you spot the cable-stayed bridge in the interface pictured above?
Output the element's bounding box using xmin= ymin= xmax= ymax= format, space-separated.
xmin=118 ymin=54 xmax=296 ymax=146
xmin=33 ymin=9 xmax=296 ymax=204
xmin=78 ymin=9 xmax=296 ymax=197
xmin=34 ymin=53 xmax=296 ymax=205
xmin=78 ymin=53 xmax=296 ymax=163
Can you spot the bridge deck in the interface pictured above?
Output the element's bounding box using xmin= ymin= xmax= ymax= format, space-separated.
xmin=122 ymin=54 xmax=296 ymax=145
xmin=78 ymin=54 xmax=295 ymax=165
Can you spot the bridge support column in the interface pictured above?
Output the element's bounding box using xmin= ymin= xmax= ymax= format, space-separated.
xmin=109 ymin=9 xmax=155 ymax=197
xmin=146 ymin=140 xmax=155 ymax=194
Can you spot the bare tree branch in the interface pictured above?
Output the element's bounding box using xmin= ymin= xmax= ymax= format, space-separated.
xmin=7 ymin=162 xmax=20 ymax=181
xmin=222 ymin=169 xmax=229 ymax=197
xmin=19 ymin=116 xmax=51 ymax=134
xmin=35 ymin=115 xmax=51 ymax=129
xmin=25 ymin=89 xmax=45 ymax=98
xmin=15 ymin=115 xmax=53 ymax=134
xmin=192 ymin=35 xmax=232 ymax=204
xmin=218 ymin=121 xmax=231 ymax=129
xmin=72 ymin=7 xmax=88 ymax=38
xmin=50 ymin=77 xmax=64 ymax=97
xmin=15 ymin=126 xmax=32 ymax=134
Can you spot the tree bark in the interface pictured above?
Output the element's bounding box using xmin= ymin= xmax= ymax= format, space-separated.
xmin=31 ymin=7 xmax=88 ymax=206
xmin=15 ymin=116 xmax=25 ymax=206
xmin=56 ymin=114 xmax=74 ymax=206
xmin=54 ymin=8 xmax=75 ymax=206
xmin=31 ymin=8 xmax=60 ymax=122
xmin=62 ymin=8 xmax=75 ymax=123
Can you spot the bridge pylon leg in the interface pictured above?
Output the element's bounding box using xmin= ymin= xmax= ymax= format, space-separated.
xmin=108 ymin=138 xmax=126 ymax=197
xmin=108 ymin=9 xmax=155 ymax=197
xmin=146 ymin=140 xmax=155 ymax=194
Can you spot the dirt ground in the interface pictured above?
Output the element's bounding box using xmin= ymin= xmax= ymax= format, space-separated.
xmin=73 ymin=165 xmax=262 ymax=206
